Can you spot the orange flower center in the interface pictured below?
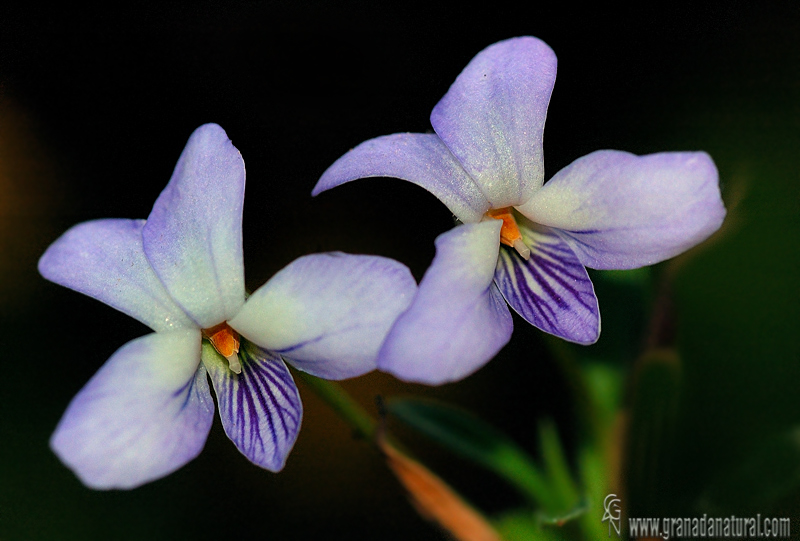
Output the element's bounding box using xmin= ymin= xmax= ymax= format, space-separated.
xmin=203 ymin=322 xmax=242 ymax=374
xmin=484 ymin=208 xmax=531 ymax=260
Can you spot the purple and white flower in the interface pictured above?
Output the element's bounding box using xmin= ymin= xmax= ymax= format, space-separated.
xmin=39 ymin=124 xmax=416 ymax=489
xmin=314 ymin=37 xmax=725 ymax=385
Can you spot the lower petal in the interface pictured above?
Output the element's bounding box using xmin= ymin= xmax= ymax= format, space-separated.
xmin=50 ymin=330 xmax=214 ymax=489
xmin=494 ymin=222 xmax=600 ymax=344
xmin=202 ymin=341 xmax=302 ymax=472
xmin=378 ymin=221 xmax=513 ymax=385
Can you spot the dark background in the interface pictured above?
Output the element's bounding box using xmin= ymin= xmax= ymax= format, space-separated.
xmin=1 ymin=2 xmax=798 ymax=539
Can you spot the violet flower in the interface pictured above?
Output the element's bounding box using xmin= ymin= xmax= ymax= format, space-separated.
xmin=39 ymin=124 xmax=416 ymax=488
xmin=314 ymin=37 xmax=725 ymax=384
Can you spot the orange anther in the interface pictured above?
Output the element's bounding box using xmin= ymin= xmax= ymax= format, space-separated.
xmin=486 ymin=208 xmax=524 ymax=248
xmin=202 ymin=322 xmax=240 ymax=358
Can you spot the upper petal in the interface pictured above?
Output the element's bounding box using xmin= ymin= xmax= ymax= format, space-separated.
xmin=229 ymin=253 xmax=417 ymax=380
xmin=38 ymin=219 xmax=195 ymax=332
xmin=202 ymin=341 xmax=302 ymax=472
xmin=313 ymin=132 xmax=489 ymax=223
xmin=430 ymin=37 xmax=557 ymax=208
xmin=50 ymin=329 xmax=214 ymax=489
xmin=516 ymin=150 xmax=726 ymax=269
xmin=142 ymin=124 xmax=246 ymax=328
xmin=378 ymin=221 xmax=513 ymax=385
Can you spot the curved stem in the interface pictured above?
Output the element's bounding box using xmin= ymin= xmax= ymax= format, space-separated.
xmin=295 ymin=371 xmax=377 ymax=440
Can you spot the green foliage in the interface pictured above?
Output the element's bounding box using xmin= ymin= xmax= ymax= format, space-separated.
xmin=387 ymin=398 xmax=586 ymax=522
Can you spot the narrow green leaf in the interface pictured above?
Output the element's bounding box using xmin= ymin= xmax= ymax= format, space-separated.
xmin=387 ymin=397 xmax=553 ymax=508
xmin=539 ymin=420 xmax=581 ymax=511
xmin=577 ymin=444 xmax=614 ymax=540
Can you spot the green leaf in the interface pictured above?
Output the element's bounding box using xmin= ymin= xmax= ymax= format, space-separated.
xmin=387 ymin=397 xmax=553 ymax=508
xmin=539 ymin=420 xmax=580 ymax=511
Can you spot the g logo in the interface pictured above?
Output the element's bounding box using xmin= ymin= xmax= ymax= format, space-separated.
xmin=602 ymin=493 xmax=621 ymax=537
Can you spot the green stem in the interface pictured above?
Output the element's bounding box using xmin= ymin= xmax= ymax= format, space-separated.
xmin=540 ymin=336 xmax=619 ymax=541
xmin=296 ymin=371 xmax=378 ymax=440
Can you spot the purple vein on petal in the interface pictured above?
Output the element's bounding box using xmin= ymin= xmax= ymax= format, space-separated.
xmin=174 ymin=371 xmax=203 ymax=412
xmin=203 ymin=341 xmax=302 ymax=472
xmin=493 ymin=224 xmax=600 ymax=344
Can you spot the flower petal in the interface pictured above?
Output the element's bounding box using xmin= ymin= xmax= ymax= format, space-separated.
xmin=229 ymin=254 xmax=417 ymax=380
xmin=202 ymin=341 xmax=302 ymax=472
xmin=38 ymin=219 xmax=195 ymax=332
xmin=430 ymin=37 xmax=557 ymax=208
xmin=494 ymin=220 xmax=600 ymax=344
xmin=50 ymin=329 xmax=213 ymax=489
xmin=516 ymin=150 xmax=726 ymax=269
xmin=313 ymin=133 xmax=489 ymax=223
xmin=378 ymin=221 xmax=513 ymax=385
xmin=142 ymin=123 xmax=246 ymax=328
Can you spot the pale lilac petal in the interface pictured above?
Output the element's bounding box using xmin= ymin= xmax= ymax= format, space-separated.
xmin=202 ymin=341 xmax=302 ymax=472
xmin=38 ymin=219 xmax=195 ymax=333
xmin=313 ymin=133 xmax=489 ymax=223
xmin=516 ymin=150 xmax=726 ymax=269
xmin=494 ymin=220 xmax=599 ymax=344
xmin=50 ymin=330 xmax=213 ymax=489
xmin=378 ymin=221 xmax=513 ymax=384
xmin=229 ymin=254 xmax=416 ymax=380
xmin=142 ymin=124 xmax=246 ymax=328
xmin=431 ymin=37 xmax=557 ymax=208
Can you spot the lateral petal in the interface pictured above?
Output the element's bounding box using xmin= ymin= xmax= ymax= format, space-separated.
xmin=50 ymin=329 xmax=213 ymax=489
xmin=430 ymin=37 xmax=557 ymax=208
xmin=378 ymin=221 xmax=513 ymax=385
xmin=516 ymin=150 xmax=726 ymax=269
xmin=38 ymin=218 xmax=195 ymax=332
xmin=229 ymin=253 xmax=417 ymax=380
xmin=494 ymin=220 xmax=600 ymax=344
xmin=313 ymin=133 xmax=489 ymax=223
xmin=142 ymin=123 xmax=246 ymax=328
xmin=203 ymin=341 xmax=302 ymax=472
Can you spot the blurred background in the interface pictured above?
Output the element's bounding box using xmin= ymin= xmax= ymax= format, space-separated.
xmin=1 ymin=1 xmax=798 ymax=539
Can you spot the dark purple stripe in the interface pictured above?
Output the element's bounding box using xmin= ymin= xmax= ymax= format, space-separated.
xmin=495 ymin=228 xmax=599 ymax=339
xmin=534 ymin=255 xmax=595 ymax=311
xmin=247 ymin=359 xmax=289 ymax=443
xmin=249 ymin=346 xmax=301 ymax=423
xmin=519 ymin=252 xmax=569 ymax=309
xmin=499 ymin=252 xmax=557 ymax=329
xmin=173 ymin=369 xmax=198 ymax=412
xmin=240 ymin=353 xmax=277 ymax=454
xmin=241 ymin=345 xmax=301 ymax=451
xmin=259 ymin=368 xmax=301 ymax=425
